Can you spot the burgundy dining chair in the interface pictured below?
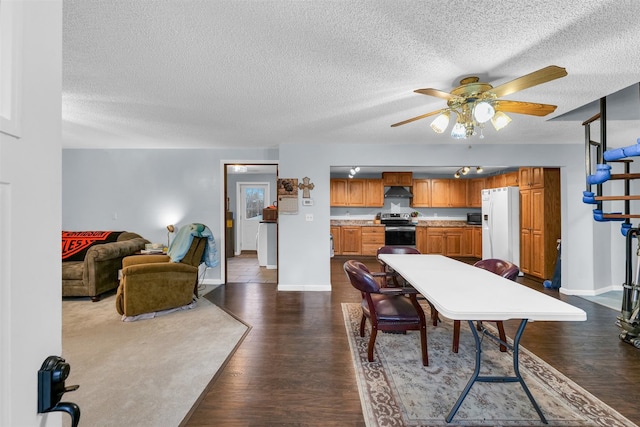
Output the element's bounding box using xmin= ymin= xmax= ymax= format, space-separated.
xmin=451 ymin=258 xmax=520 ymax=353
xmin=344 ymin=259 xmax=428 ymax=366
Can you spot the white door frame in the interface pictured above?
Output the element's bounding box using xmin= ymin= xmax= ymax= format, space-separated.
xmin=219 ymin=160 xmax=278 ymax=284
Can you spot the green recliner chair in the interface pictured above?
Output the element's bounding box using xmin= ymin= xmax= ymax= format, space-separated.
xmin=115 ymin=236 xmax=207 ymax=317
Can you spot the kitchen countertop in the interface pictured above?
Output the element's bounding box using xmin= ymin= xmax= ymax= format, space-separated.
xmin=330 ymin=219 xmax=481 ymax=227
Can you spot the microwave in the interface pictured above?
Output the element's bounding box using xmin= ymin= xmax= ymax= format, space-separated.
xmin=467 ymin=212 xmax=482 ymax=225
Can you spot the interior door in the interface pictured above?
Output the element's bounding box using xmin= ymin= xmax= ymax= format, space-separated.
xmin=239 ymin=183 xmax=269 ymax=252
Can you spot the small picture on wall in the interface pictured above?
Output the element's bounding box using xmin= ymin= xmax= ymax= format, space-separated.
xmin=278 ymin=178 xmax=298 ymax=196
xmin=278 ymin=178 xmax=298 ymax=214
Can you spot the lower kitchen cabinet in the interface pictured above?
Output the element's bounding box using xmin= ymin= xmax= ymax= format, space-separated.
xmin=461 ymin=228 xmax=475 ymax=257
xmin=361 ymin=226 xmax=385 ymax=256
xmin=330 ymin=226 xmax=341 ymax=255
xmin=473 ymin=227 xmax=482 ymax=258
xmin=426 ymin=228 xmax=463 ymax=256
xmin=416 ymin=227 xmax=428 ymax=254
xmin=340 ymin=226 xmax=362 ymax=255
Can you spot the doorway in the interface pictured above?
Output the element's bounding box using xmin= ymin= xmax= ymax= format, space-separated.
xmin=224 ymin=163 xmax=278 ymax=284
xmin=238 ymin=182 xmax=269 ymax=252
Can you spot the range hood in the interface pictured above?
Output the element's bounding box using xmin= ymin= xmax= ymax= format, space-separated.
xmin=384 ymin=186 xmax=413 ymax=198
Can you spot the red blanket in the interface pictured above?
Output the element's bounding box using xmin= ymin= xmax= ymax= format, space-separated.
xmin=62 ymin=231 xmax=122 ymax=261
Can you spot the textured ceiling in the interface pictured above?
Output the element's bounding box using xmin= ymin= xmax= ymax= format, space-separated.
xmin=62 ymin=0 xmax=640 ymax=149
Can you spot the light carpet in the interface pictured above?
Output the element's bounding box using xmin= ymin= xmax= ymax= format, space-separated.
xmin=342 ymin=302 xmax=636 ymax=427
xmin=62 ymin=286 xmax=249 ymax=427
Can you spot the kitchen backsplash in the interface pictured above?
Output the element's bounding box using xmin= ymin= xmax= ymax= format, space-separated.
xmin=330 ymin=205 xmax=478 ymax=219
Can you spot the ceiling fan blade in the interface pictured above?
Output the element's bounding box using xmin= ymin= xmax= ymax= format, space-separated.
xmin=495 ymin=100 xmax=558 ymax=116
xmin=414 ymin=88 xmax=457 ymax=100
xmin=487 ymin=65 xmax=567 ymax=98
xmin=391 ymin=109 xmax=444 ymax=127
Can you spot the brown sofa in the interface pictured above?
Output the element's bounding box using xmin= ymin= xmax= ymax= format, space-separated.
xmin=62 ymin=231 xmax=149 ymax=301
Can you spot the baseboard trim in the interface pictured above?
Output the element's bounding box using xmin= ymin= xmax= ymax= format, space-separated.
xmin=277 ymin=283 xmax=332 ymax=292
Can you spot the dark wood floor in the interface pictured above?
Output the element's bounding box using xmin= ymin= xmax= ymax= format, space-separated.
xmin=185 ymin=256 xmax=640 ymax=426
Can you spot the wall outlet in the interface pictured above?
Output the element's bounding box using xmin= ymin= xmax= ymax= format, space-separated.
xmin=305 ymin=214 xmax=313 ymax=221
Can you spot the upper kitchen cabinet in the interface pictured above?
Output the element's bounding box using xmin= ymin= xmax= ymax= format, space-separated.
xmin=485 ymin=171 xmax=519 ymax=189
xmin=411 ymin=179 xmax=431 ymax=207
xmin=366 ymin=179 xmax=384 ymax=207
xmin=504 ymin=171 xmax=519 ymax=187
xmin=431 ymin=179 xmax=468 ymax=207
xmin=466 ymin=178 xmax=485 ymax=207
xmin=330 ymin=179 xmax=348 ymax=206
xmin=330 ymin=178 xmax=383 ymax=207
xmin=382 ymin=172 xmax=413 ymax=187
xmin=519 ymin=167 xmax=544 ymax=189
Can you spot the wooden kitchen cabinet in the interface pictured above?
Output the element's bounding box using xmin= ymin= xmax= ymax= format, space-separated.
xmin=330 ymin=226 xmax=341 ymax=255
xmin=486 ymin=171 xmax=519 ymax=189
xmin=341 ymin=226 xmax=362 ymax=255
xmin=416 ymin=226 xmax=428 ymax=254
xmin=430 ymin=180 xmax=449 ymax=207
xmin=519 ymin=167 xmax=545 ymax=189
xmin=330 ymin=179 xmax=348 ymax=206
xmin=461 ymin=228 xmax=475 ymax=257
xmin=411 ymin=179 xmax=431 ymax=207
xmin=347 ymin=179 xmax=366 ymax=206
xmin=382 ymin=172 xmax=413 ymax=186
xmin=467 ymin=178 xmax=485 ymax=207
xmin=426 ymin=227 xmax=464 ymax=256
xmin=473 ymin=226 xmax=482 ymax=258
xmin=330 ymin=178 xmax=382 ymax=207
xmin=426 ymin=228 xmax=445 ymax=255
xmin=430 ymin=179 xmax=468 ymax=207
xmin=365 ymin=179 xmax=384 ymax=207
xmin=503 ymin=171 xmax=519 ymax=187
xmin=361 ymin=226 xmax=385 ymax=256
xmin=519 ymin=168 xmax=560 ymax=280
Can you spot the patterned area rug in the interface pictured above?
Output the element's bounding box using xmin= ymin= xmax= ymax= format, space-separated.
xmin=342 ymin=303 xmax=636 ymax=427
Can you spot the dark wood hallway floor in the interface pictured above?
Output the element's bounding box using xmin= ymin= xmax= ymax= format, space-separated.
xmin=185 ymin=256 xmax=640 ymax=426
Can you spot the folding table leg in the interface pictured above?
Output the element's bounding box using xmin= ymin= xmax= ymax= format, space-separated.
xmin=445 ymin=319 xmax=548 ymax=424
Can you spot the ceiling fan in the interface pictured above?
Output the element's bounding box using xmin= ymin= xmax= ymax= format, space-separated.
xmin=391 ymin=65 xmax=568 ymax=139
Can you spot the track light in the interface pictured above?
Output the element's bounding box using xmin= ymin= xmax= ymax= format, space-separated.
xmin=454 ymin=166 xmax=483 ymax=178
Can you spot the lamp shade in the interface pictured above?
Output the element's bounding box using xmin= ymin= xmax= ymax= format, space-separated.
xmin=430 ymin=111 xmax=451 ymax=133
xmin=450 ymin=122 xmax=466 ymax=139
xmin=473 ymin=101 xmax=495 ymax=123
xmin=491 ymin=111 xmax=512 ymax=131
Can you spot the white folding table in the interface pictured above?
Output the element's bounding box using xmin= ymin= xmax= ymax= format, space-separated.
xmin=377 ymin=254 xmax=587 ymax=424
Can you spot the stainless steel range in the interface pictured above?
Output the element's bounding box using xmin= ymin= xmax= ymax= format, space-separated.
xmin=380 ymin=212 xmax=416 ymax=247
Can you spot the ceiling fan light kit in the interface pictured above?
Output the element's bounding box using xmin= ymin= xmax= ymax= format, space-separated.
xmin=473 ymin=101 xmax=495 ymax=123
xmin=392 ymin=65 xmax=568 ymax=140
xmin=430 ymin=111 xmax=450 ymax=133
xmin=491 ymin=111 xmax=512 ymax=131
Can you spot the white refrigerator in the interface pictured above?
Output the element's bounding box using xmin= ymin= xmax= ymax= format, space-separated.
xmin=481 ymin=186 xmax=520 ymax=266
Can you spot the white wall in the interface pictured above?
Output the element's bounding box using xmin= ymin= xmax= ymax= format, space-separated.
xmin=62 ymin=139 xmax=633 ymax=296
xmin=62 ymin=148 xmax=278 ymax=282
xmin=0 ymin=1 xmax=63 ymax=425
xmin=276 ymin=141 xmax=602 ymax=295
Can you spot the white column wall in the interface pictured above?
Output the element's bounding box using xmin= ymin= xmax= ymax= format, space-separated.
xmin=277 ymin=142 xmax=603 ymax=295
